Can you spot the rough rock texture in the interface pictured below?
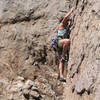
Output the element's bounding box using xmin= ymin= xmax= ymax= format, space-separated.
xmin=0 ymin=0 xmax=69 ymax=99
xmin=63 ymin=0 xmax=100 ymax=100
xmin=0 ymin=0 xmax=100 ymax=100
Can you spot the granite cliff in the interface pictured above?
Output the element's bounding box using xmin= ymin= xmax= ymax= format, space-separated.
xmin=0 ymin=0 xmax=99 ymax=100
xmin=63 ymin=0 xmax=100 ymax=100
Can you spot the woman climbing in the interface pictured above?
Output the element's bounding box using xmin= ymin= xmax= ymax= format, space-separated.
xmin=56 ymin=8 xmax=74 ymax=82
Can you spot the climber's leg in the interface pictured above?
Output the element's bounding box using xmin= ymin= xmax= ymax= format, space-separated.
xmin=58 ymin=54 xmax=66 ymax=82
xmin=59 ymin=58 xmax=63 ymax=78
xmin=58 ymin=59 xmax=66 ymax=82
xmin=57 ymin=39 xmax=70 ymax=82
xmin=59 ymin=39 xmax=70 ymax=57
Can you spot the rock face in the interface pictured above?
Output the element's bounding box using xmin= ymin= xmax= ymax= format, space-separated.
xmin=0 ymin=0 xmax=99 ymax=100
xmin=63 ymin=0 xmax=100 ymax=100
xmin=0 ymin=0 xmax=68 ymax=99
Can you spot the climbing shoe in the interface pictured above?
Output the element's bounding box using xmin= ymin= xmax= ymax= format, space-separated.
xmin=59 ymin=77 xmax=66 ymax=82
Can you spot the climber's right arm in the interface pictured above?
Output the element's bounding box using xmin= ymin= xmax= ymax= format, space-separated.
xmin=62 ymin=7 xmax=74 ymax=25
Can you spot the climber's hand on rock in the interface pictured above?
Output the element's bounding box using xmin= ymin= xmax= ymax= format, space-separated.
xmin=65 ymin=7 xmax=74 ymax=18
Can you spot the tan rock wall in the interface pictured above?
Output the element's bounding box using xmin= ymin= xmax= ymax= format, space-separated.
xmin=0 ymin=0 xmax=69 ymax=99
xmin=0 ymin=0 xmax=99 ymax=99
xmin=64 ymin=0 xmax=100 ymax=100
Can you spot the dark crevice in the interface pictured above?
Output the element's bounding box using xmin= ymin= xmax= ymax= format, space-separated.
xmin=71 ymin=53 xmax=85 ymax=78
xmin=23 ymin=94 xmax=30 ymax=100
xmin=87 ymin=90 xmax=91 ymax=95
xmin=1 ymin=10 xmax=45 ymax=26
xmin=91 ymin=9 xmax=100 ymax=18
xmin=72 ymin=85 xmax=75 ymax=93
xmin=80 ymin=0 xmax=88 ymax=15
xmin=77 ymin=88 xmax=85 ymax=96
xmin=77 ymin=88 xmax=92 ymax=96
xmin=75 ymin=0 xmax=79 ymax=8
xmin=2 ymin=15 xmax=41 ymax=25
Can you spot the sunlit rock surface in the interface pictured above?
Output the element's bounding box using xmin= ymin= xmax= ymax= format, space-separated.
xmin=0 ymin=0 xmax=99 ymax=100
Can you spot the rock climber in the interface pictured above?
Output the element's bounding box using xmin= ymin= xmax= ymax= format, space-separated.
xmin=56 ymin=8 xmax=74 ymax=82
